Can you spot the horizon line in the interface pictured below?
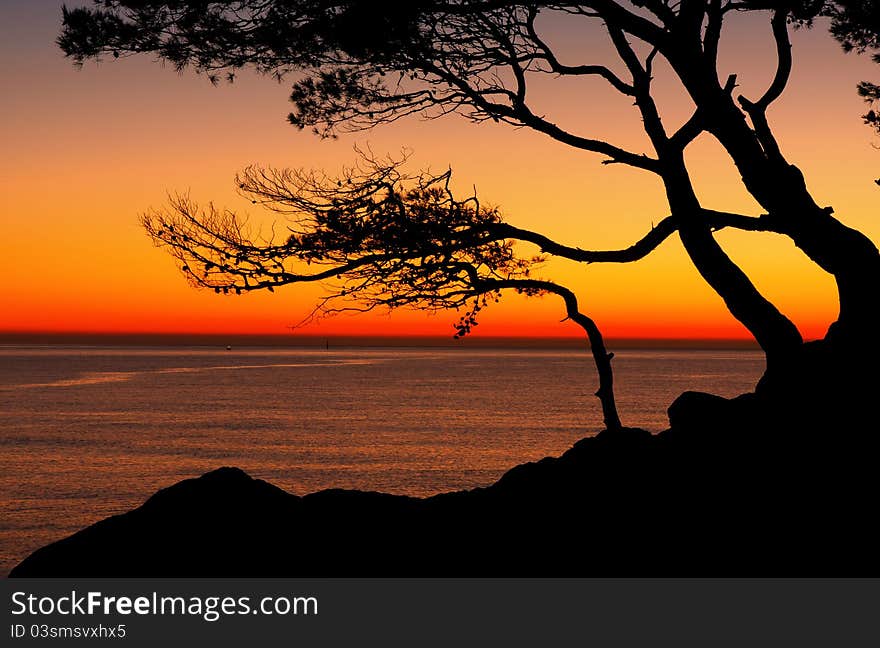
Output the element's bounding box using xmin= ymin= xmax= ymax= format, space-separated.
xmin=0 ymin=330 xmax=763 ymax=350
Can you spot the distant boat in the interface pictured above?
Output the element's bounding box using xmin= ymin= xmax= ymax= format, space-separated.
xmin=226 ymin=345 xmax=232 ymax=351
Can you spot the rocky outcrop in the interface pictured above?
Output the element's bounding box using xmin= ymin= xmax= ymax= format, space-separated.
xmin=10 ymin=397 xmax=879 ymax=576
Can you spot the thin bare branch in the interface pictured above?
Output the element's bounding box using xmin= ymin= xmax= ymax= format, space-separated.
xmin=735 ymin=9 xmax=791 ymax=163
xmin=525 ymin=7 xmax=635 ymax=95
xmin=754 ymin=8 xmax=793 ymax=111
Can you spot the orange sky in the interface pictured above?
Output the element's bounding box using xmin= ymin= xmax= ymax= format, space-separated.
xmin=1 ymin=3 xmax=878 ymax=341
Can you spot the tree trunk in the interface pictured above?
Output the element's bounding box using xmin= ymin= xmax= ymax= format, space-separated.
xmin=745 ymin=168 xmax=879 ymax=349
xmin=677 ymin=220 xmax=804 ymax=368
xmin=667 ymin=50 xmax=880 ymax=365
xmin=705 ymin=104 xmax=880 ymax=350
xmin=659 ymin=157 xmax=804 ymax=370
xmin=691 ymin=91 xmax=880 ymax=418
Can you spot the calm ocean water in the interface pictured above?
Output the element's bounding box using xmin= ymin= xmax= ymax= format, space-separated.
xmin=0 ymin=346 xmax=764 ymax=575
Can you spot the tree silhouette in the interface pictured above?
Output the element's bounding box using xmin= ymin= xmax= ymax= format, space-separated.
xmin=60 ymin=1 xmax=880 ymax=422
xmin=142 ymin=155 xmax=624 ymax=429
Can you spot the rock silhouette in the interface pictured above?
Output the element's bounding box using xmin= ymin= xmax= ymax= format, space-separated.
xmin=10 ymin=392 xmax=878 ymax=576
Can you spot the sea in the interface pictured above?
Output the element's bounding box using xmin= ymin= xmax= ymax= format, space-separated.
xmin=0 ymin=345 xmax=765 ymax=575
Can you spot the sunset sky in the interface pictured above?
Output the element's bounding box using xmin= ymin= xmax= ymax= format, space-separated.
xmin=2 ymin=1 xmax=878 ymax=341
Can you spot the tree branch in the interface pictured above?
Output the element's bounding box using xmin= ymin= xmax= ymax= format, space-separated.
xmin=524 ymin=7 xmax=635 ymax=96
xmin=704 ymin=0 xmax=724 ymax=67
xmin=488 ymin=209 xmax=785 ymax=264
xmin=736 ymin=9 xmax=791 ymax=163
xmin=606 ymin=21 xmax=670 ymax=152
xmin=512 ymin=105 xmax=663 ymax=171
xmin=669 ymin=107 xmax=705 ymax=150
xmin=586 ymin=0 xmax=670 ymax=47
xmin=754 ymin=8 xmax=793 ymax=111
xmin=474 ymin=276 xmax=622 ymax=431
xmin=422 ymin=58 xmax=661 ymax=171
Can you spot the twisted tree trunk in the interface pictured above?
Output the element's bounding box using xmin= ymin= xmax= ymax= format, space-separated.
xmin=664 ymin=40 xmax=879 ymax=409
xmin=660 ymin=157 xmax=804 ymax=370
xmin=709 ymin=104 xmax=880 ymax=347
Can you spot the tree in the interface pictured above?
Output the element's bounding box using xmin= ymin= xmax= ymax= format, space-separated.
xmin=142 ymin=156 xmax=626 ymax=429
xmin=59 ymin=1 xmax=880 ymax=422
